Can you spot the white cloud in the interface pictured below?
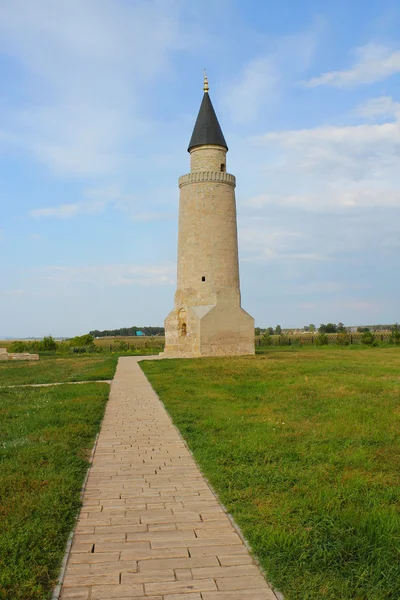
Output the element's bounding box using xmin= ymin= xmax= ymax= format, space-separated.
xmin=303 ymin=43 xmax=400 ymax=88
xmin=253 ymin=107 xmax=400 ymax=183
xmin=246 ymin=187 xmax=400 ymax=211
xmin=0 ymin=0 xmax=187 ymax=176
xmin=238 ymin=221 xmax=329 ymax=262
xmin=31 ymin=201 xmax=104 ymax=219
xmin=36 ymin=264 xmax=176 ymax=287
xmin=30 ymin=186 xmax=120 ymax=219
xmin=354 ymin=96 xmax=400 ymax=119
xmin=30 ymin=185 xmax=174 ymax=220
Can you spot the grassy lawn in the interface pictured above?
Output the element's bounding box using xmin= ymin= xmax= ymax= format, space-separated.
xmin=0 ymin=382 xmax=109 ymax=600
xmin=141 ymin=347 xmax=400 ymax=600
xmin=0 ymin=354 xmax=118 ymax=386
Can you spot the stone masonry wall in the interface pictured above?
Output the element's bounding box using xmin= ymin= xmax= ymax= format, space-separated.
xmin=163 ymin=143 xmax=255 ymax=358
xmin=0 ymin=348 xmax=39 ymax=361
xmin=190 ymin=144 xmax=227 ymax=172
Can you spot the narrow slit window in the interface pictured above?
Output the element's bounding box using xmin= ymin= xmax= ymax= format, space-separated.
xmin=202 ymin=276 xmax=206 ymax=282
xmin=221 ymin=163 xmax=226 ymax=172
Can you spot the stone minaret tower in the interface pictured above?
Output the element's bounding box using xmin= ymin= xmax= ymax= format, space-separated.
xmin=163 ymin=74 xmax=254 ymax=357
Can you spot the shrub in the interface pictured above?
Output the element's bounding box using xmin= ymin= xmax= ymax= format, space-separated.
xmin=260 ymin=333 xmax=273 ymax=346
xmin=336 ymin=333 xmax=350 ymax=346
xmin=70 ymin=346 xmax=88 ymax=353
xmin=8 ymin=341 xmax=28 ymax=353
xmin=56 ymin=342 xmax=71 ymax=354
xmin=390 ymin=330 xmax=400 ymax=345
xmin=40 ymin=335 xmax=57 ymax=351
xmin=361 ymin=331 xmax=378 ymax=346
xmin=68 ymin=334 xmax=95 ymax=347
xmin=276 ymin=334 xmax=290 ymax=346
xmin=316 ymin=333 xmax=329 ymax=346
xmin=113 ymin=341 xmax=129 ymax=352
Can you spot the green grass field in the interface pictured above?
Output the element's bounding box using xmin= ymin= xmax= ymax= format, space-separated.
xmin=0 ymin=354 xmax=118 ymax=386
xmin=141 ymin=346 xmax=400 ymax=600
xmin=0 ymin=356 xmax=114 ymax=600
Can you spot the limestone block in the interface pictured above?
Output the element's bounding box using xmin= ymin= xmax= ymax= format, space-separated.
xmin=8 ymin=352 xmax=40 ymax=361
xmin=0 ymin=348 xmax=9 ymax=361
xmin=9 ymin=353 xmax=39 ymax=361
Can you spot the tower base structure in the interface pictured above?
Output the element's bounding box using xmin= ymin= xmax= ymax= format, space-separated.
xmin=161 ymin=291 xmax=255 ymax=358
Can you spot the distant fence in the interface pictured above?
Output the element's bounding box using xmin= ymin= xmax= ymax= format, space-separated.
xmin=256 ymin=332 xmax=394 ymax=346
xmin=94 ymin=336 xmax=165 ymax=351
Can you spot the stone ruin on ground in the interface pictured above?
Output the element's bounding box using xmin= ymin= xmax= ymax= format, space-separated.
xmin=0 ymin=348 xmax=39 ymax=361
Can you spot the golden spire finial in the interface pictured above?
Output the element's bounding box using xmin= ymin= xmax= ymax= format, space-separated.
xmin=203 ymin=69 xmax=209 ymax=93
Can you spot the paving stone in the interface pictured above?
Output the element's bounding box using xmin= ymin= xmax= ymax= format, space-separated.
xmin=69 ymin=552 xmax=120 ymax=564
xmin=59 ymin=588 xmax=89 ymax=599
xmin=144 ymin=579 xmax=217 ymax=595
xmin=202 ymin=591 xmax=277 ymax=600
xmin=59 ymin=357 xmax=275 ymax=599
xmin=138 ymin=556 xmax=218 ymax=571
xmin=164 ymin=595 xmax=202 ymax=600
xmin=90 ymin=584 xmax=145 ymax=598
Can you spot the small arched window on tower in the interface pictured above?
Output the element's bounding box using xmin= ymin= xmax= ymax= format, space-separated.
xmin=221 ymin=163 xmax=226 ymax=172
xmin=178 ymin=308 xmax=187 ymax=337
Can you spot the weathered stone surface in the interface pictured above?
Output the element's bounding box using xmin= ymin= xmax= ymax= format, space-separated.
xmin=0 ymin=348 xmax=39 ymax=361
xmin=163 ymin=93 xmax=254 ymax=358
xmin=9 ymin=352 xmax=39 ymax=361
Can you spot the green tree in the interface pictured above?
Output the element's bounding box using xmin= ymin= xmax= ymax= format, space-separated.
xmin=275 ymin=325 xmax=282 ymax=335
xmin=40 ymin=336 xmax=57 ymax=351
xmin=69 ymin=334 xmax=95 ymax=347
xmin=337 ymin=322 xmax=346 ymax=333
xmin=309 ymin=324 xmax=316 ymax=333
xmin=267 ymin=327 xmax=274 ymax=335
xmin=325 ymin=323 xmax=337 ymax=333
xmin=319 ymin=324 xmax=327 ymax=333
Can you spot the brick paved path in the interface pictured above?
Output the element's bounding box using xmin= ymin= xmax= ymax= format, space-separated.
xmin=60 ymin=356 xmax=277 ymax=600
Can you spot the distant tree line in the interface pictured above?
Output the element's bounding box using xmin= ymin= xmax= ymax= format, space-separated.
xmin=89 ymin=326 xmax=165 ymax=337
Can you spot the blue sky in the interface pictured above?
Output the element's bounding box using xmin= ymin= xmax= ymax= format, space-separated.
xmin=1 ymin=0 xmax=399 ymax=337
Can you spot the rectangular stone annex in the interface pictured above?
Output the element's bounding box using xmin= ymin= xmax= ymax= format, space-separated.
xmin=0 ymin=347 xmax=39 ymax=361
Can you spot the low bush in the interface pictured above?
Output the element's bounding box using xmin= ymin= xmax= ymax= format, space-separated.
xmin=316 ymin=333 xmax=329 ymax=346
xmin=337 ymin=333 xmax=350 ymax=346
xmin=390 ymin=330 xmax=400 ymax=345
xmin=260 ymin=333 xmax=273 ymax=346
xmin=9 ymin=336 xmax=57 ymax=353
xmin=361 ymin=331 xmax=378 ymax=346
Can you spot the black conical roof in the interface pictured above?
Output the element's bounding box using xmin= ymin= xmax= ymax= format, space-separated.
xmin=188 ymin=92 xmax=228 ymax=152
